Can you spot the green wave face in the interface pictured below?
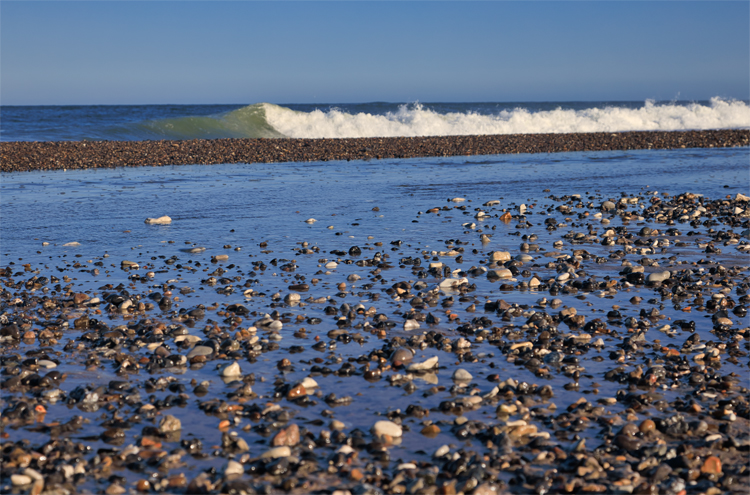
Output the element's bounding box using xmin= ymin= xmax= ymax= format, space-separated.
xmin=134 ymin=103 xmax=287 ymax=139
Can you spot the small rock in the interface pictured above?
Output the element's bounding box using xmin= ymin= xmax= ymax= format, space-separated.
xmin=403 ymin=319 xmax=420 ymax=331
xmin=11 ymin=474 xmax=32 ymax=486
xmin=701 ymin=456 xmax=722 ymax=475
xmin=287 ymin=384 xmax=307 ymax=399
xmin=647 ymin=270 xmax=671 ymax=283
xmin=272 ymin=424 xmax=300 ymax=446
xmin=407 ymin=356 xmax=439 ymax=371
xmin=452 ymin=368 xmax=473 ymax=381
xmin=220 ymin=362 xmax=242 ymax=377
xmin=224 ymin=460 xmax=244 ymax=477
xmin=261 ymin=446 xmax=291 ymax=459
xmin=159 ymin=415 xmax=182 ymax=433
xmin=145 ymin=215 xmax=172 ymax=225
xmin=489 ymin=251 xmax=511 ymax=262
xmin=372 ymin=420 xmax=402 ymax=438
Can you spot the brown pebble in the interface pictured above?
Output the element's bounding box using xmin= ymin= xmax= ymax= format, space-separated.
xmin=701 ymin=456 xmax=722 ymax=475
xmin=286 ymin=384 xmax=307 ymax=399
xmin=639 ymin=419 xmax=656 ymax=434
xmin=135 ymin=479 xmax=151 ymax=492
xmin=272 ymin=424 xmax=300 ymax=446
xmin=420 ymin=424 xmax=441 ymax=437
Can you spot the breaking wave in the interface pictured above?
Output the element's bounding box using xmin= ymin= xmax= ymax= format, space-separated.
xmin=6 ymin=98 xmax=746 ymax=141
xmin=134 ymin=97 xmax=749 ymax=140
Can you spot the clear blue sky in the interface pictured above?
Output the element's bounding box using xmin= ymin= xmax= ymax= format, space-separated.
xmin=1 ymin=1 xmax=748 ymax=105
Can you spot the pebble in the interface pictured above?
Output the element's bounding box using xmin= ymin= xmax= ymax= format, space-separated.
xmin=158 ymin=415 xmax=182 ymax=433
xmin=272 ymin=424 xmax=300 ymax=446
xmin=647 ymin=270 xmax=671 ymax=283
xmin=11 ymin=474 xmax=32 ymax=486
xmin=144 ymin=215 xmax=172 ymax=224
xmin=701 ymin=456 xmax=722 ymax=475
xmin=489 ymin=251 xmax=511 ymax=262
xmin=260 ymin=446 xmax=291 ymax=459
xmin=407 ymin=356 xmax=439 ymax=371
xmin=371 ymin=420 xmax=402 ymax=438
xmin=220 ymin=361 xmax=242 ymax=377
xmin=452 ymin=368 xmax=473 ymax=381
xmin=403 ymin=319 xmax=420 ymax=331
xmin=187 ymin=345 xmax=213 ymax=358
xmin=224 ymin=460 xmax=244 ymax=476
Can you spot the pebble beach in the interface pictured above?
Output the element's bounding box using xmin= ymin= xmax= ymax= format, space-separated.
xmin=1 ymin=130 xmax=748 ymax=172
xmin=1 ymin=134 xmax=749 ymax=495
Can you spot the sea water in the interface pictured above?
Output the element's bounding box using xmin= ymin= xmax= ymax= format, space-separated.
xmin=2 ymin=148 xmax=748 ymax=266
xmin=2 ymin=98 xmax=749 ymax=142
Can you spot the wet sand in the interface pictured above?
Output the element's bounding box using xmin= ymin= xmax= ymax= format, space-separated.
xmin=1 ymin=129 xmax=748 ymax=172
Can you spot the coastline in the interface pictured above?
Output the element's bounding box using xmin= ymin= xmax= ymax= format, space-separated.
xmin=1 ymin=129 xmax=748 ymax=172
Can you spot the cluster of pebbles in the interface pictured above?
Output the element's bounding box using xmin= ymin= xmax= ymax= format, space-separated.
xmin=1 ymin=130 xmax=748 ymax=172
xmin=1 ymin=184 xmax=749 ymax=495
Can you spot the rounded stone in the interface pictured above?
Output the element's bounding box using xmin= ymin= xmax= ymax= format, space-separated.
xmin=372 ymin=420 xmax=402 ymax=438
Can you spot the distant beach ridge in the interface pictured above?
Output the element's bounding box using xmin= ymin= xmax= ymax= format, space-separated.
xmin=1 ymin=130 xmax=748 ymax=172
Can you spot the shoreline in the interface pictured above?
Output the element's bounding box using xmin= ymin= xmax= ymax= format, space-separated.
xmin=1 ymin=129 xmax=748 ymax=173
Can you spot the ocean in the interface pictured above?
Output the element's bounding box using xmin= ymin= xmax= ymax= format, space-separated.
xmin=2 ymin=97 xmax=749 ymax=142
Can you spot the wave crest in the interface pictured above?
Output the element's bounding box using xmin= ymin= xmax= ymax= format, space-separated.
xmin=265 ymin=98 xmax=750 ymax=138
xmin=102 ymin=98 xmax=750 ymax=141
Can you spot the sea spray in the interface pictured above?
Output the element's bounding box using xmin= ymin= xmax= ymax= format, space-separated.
xmin=265 ymin=98 xmax=750 ymax=138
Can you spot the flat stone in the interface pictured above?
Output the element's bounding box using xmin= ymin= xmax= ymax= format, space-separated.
xmin=439 ymin=277 xmax=468 ymax=290
xmin=11 ymin=474 xmax=32 ymax=486
xmin=647 ymin=270 xmax=671 ymax=283
xmin=145 ymin=215 xmax=172 ymax=224
xmin=407 ymin=356 xmax=438 ymax=371
xmin=490 ymin=251 xmax=511 ymax=262
xmin=488 ymin=268 xmax=513 ymax=279
xmin=260 ymin=446 xmax=291 ymax=459
xmin=300 ymin=377 xmax=318 ymax=389
xmin=187 ymin=345 xmax=213 ymax=359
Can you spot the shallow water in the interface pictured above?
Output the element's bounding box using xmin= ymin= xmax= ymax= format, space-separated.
xmin=2 ymin=147 xmax=748 ymax=261
xmin=1 ymin=147 xmax=749 ymax=493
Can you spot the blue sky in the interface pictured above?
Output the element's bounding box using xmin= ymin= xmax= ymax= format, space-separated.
xmin=1 ymin=1 xmax=748 ymax=105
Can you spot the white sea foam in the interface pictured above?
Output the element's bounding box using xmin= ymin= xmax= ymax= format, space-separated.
xmin=264 ymin=97 xmax=750 ymax=138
